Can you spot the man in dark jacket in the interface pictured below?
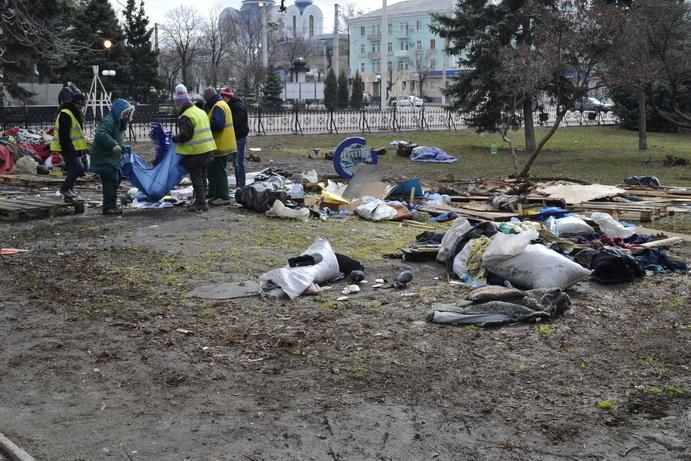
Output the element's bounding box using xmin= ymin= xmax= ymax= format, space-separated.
xmin=49 ymin=87 xmax=87 ymax=202
xmin=221 ymin=87 xmax=249 ymax=188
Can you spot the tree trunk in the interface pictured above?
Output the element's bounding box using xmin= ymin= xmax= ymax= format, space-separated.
xmin=639 ymin=89 xmax=648 ymax=151
xmin=523 ymin=99 xmax=536 ymax=153
xmin=518 ymin=110 xmax=567 ymax=178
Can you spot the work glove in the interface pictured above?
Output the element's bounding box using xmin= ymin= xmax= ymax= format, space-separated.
xmin=113 ymin=145 xmax=122 ymax=156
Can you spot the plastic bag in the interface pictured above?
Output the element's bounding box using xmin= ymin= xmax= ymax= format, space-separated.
xmin=260 ymin=238 xmax=341 ymax=299
xmin=484 ymin=243 xmax=591 ymax=290
xmin=120 ymin=144 xmax=187 ymax=202
xmin=546 ymin=216 xmax=594 ymax=236
xmin=482 ymin=229 xmax=539 ymax=266
xmin=354 ymin=197 xmax=398 ymax=221
xmin=14 ymin=156 xmax=38 ymax=174
xmin=591 ymin=212 xmax=636 ymax=239
xmin=437 ymin=218 xmax=472 ymax=263
xmin=452 ymin=236 xmax=490 ymax=286
xmin=265 ymin=200 xmax=310 ymax=221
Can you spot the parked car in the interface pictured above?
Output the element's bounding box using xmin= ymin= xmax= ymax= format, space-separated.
xmin=574 ymin=96 xmax=607 ymax=113
xmin=388 ymin=96 xmax=424 ymax=108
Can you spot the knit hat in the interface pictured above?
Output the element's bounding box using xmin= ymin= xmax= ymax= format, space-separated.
xmin=174 ymin=84 xmax=191 ymax=106
xmin=203 ymin=87 xmax=217 ymax=102
xmin=220 ymin=87 xmax=233 ymax=98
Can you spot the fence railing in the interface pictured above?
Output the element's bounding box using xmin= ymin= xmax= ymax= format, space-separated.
xmin=0 ymin=105 xmax=619 ymax=142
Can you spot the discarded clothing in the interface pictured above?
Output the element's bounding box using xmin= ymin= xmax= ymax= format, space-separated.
xmin=491 ymin=194 xmax=520 ymax=211
xmin=534 ymin=207 xmax=570 ymax=221
xmin=432 ymin=212 xmax=457 ymax=223
xmin=336 ymin=253 xmax=365 ymax=275
xmin=624 ymin=176 xmax=661 ymax=188
xmin=635 ymin=249 xmax=688 ymax=273
xmin=589 ymin=249 xmax=645 ymax=284
xmin=390 ymin=178 xmax=425 ymax=199
xmin=446 ymin=221 xmax=498 ymax=275
xmin=429 ymin=288 xmax=571 ymax=327
xmin=410 ymin=146 xmax=458 ymax=163
xmin=235 ymin=182 xmax=289 ymax=213
xmin=416 ymin=231 xmax=445 ymax=245
xmin=452 ymin=236 xmax=491 ymax=286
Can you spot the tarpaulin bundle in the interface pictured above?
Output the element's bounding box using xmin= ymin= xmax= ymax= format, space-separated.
xmin=120 ymin=142 xmax=187 ymax=202
xmin=0 ymin=145 xmax=14 ymax=173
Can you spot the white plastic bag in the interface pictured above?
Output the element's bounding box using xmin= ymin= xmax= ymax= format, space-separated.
xmin=437 ymin=218 xmax=472 ymax=263
xmin=259 ymin=238 xmax=340 ymax=299
xmin=354 ymin=197 xmax=398 ymax=221
xmin=546 ymin=216 xmax=594 ymax=236
xmin=265 ymin=200 xmax=310 ymax=221
xmin=482 ymin=229 xmax=539 ymax=266
xmin=484 ymin=243 xmax=591 ymax=289
xmin=591 ymin=212 xmax=636 ymax=239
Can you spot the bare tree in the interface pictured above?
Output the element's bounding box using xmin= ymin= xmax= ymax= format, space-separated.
xmin=602 ymin=1 xmax=662 ymax=152
xmin=414 ymin=49 xmax=434 ymax=99
xmin=201 ymin=8 xmax=234 ymax=88
xmin=161 ymin=5 xmax=202 ymax=88
xmin=158 ymin=45 xmax=182 ymax=100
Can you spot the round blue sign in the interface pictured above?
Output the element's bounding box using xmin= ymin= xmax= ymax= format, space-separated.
xmin=333 ymin=137 xmax=378 ymax=179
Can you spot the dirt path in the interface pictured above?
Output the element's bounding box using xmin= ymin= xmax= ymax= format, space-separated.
xmin=1 ymin=203 xmax=690 ymax=460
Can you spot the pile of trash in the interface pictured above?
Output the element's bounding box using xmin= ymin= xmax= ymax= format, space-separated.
xmin=0 ymin=127 xmax=60 ymax=175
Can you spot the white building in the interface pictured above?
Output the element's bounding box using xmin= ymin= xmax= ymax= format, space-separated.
xmin=284 ymin=0 xmax=324 ymax=39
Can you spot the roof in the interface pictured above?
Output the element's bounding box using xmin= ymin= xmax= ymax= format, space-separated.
xmin=352 ymin=0 xmax=454 ymax=21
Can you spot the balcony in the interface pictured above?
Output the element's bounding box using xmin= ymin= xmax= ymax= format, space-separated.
xmin=367 ymin=32 xmax=381 ymax=41
xmin=367 ymin=51 xmax=382 ymax=59
xmin=395 ymin=49 xmax=411 ymax=58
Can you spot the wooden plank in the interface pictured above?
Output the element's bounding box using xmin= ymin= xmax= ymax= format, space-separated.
xmin=640 ymin=237 xmax=684 ymax=249
xmin=0 ymin=200 xmax=31 ymax=211
xmin=420 ymin=204 xmax=518 ymax=221
xmin=7 ymin=197 xmax=67 ymax=208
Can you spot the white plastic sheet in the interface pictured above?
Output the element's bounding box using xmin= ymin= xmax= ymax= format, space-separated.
xmin=591 ymin=212 xmax=636 ymax=239
xmin=265 ymin=200 xmax=310 ymax=221
xmin=259 ymin=238 xmax=340 ymax=299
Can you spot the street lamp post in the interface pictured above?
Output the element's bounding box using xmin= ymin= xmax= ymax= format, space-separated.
xmin=376 ymin=73 xmax=382 ymax=109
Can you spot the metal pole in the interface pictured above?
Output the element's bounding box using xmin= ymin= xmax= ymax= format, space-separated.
xmin=380 ymin=0 xmax=387 ymax=110
xmin=261 ymin=4 xmax=269 ymax=69
xmin=442 ymin=38 xmax=448 ymax=106
xmin=334 ymin=4 xmax=340 ymax=79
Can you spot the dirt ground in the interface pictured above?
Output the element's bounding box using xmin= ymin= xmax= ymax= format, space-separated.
xmin=1 ymin=146 xmax=690 ymax=461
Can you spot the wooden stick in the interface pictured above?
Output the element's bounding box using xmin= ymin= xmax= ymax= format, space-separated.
xmin=640 ymin=237 xmax=684 ymax=249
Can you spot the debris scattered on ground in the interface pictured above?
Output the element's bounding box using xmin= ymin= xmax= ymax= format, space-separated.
xmin=188 ymin=281 xmax=261 ymax=300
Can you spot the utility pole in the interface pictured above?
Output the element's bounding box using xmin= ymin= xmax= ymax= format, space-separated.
xmin=380 ymin=0 xmax=387 ymax=109
xmin=442 ymin=37 xmax=448 ymax=106
xmin=334 ymin=4 xmax=340 ymax=79
xmin=260 ymin=2 xmax=269 ymax=69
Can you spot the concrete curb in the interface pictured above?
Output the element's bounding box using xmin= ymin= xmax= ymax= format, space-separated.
xmin=0 ymin=432 xmax=36 ymax=461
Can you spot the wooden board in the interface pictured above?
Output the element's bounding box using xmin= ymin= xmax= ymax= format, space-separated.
xmin=0 ymin=196 xmax=84 ymax=221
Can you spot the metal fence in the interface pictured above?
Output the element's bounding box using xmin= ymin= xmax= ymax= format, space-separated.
xmin=0 ymin=104 xmax=619 ymax=142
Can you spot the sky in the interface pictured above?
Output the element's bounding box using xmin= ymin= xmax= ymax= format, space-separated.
xmin=109 ymin=0 xmax=392 ymax=31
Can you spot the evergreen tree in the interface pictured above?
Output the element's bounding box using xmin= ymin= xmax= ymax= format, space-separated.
xmin=123 ymin=0 xmax=159 ymax=103
xmin=337 ymin=70 xmax=349 ymax=109
xmin=263 ymin=67 xmax=283 ymax=110
xmin=324 ymin=69 xmax=338 ymax=111
xmin=350 ymin=71 xmax=364 ymax=109
xmin=0 ymin=0 xmax=76 ymax=104
xmin=61 ymin=0 xmax=130 ymax=98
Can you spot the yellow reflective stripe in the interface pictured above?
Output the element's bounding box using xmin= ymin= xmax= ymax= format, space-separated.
xmin=186 ymin=136 xmax=215 ymax=145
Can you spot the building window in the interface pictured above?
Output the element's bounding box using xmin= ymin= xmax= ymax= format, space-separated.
xmin=387 ymin=42 xmax=392 ymax=53
xmin=387 ymin=61 xmax=392 ymax=71
xmin=416 ymin=20 xmax=420 ymax=32
xmin=293 ymin=16 xmax=297 ymax=37
xmin=388 ymin=23 xmax=392 ymax=34
xmin=309 ymin=15 xmax=314 ymax=37
xmin=361 ymin=44 xmax=365 ymax=55
xmin=430 ymin=58 xmax=436 ymax=69
xmin=411 ymin=80 xmax=416 ymax=92
xmin=400 ymin=41 xmax=408 ymax=51
xmin=361 ymin=62 xmax=365 ymax=72
xmin=402 ymin=81 xmax=407 ymax=90
xmin=400 ymin=23 xmax=405 ymax=34
xmin=417 ymin=40 xmax=422 ymax=49
xmin=361 ymin=26 xmax=365 ymax=36
xmin=372 ymin=43 xmax=376 ymax=53
xmin=430 ymin=39 xmax=436 ymax=49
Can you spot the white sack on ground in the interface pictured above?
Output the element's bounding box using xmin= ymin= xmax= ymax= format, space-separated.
xmin=265 ymin=200 xmax=310 ymax=221
xmin=436 ymin=218 xmax=472 ymax=263
xmin=591 ymin=212 xmax=636 ymax=239
xmin=546 ymin=216 xmax=594 ymax=236
xmin=354 ymin=197 xmax=398 ymax=221
xmin=259 ymin=238 xmax=340 ymax=299
xmin=484 ymin=243 xmax=591 ymax=290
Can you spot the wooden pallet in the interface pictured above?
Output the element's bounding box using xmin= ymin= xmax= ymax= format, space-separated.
xmin=0 ymin=196 xmax=85 ymax=221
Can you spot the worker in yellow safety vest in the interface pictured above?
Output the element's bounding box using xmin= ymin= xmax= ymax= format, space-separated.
xmin=203 ymin=87 xmax=237 ymax=206
xmin=172 ymin=84 xmax=217 ymax=212
xmin=50 ymin=86 xmax=87 ymax=203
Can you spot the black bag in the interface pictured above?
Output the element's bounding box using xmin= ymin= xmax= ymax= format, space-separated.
xmin=234 ymin=182 xmax=288 ymax=213
xmin=591 ymin=250 xmax=644 ymax=284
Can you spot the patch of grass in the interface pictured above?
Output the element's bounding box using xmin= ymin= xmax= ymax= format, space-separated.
xmin=595 ymin=399 xmax=616 ymax=411
xmin=463 ymin=325 xmax=481 ymax=333
xmin=249 ymin=127 xmax=691 ymax=186
xmin=645 ymin=385 xmax=688 ymax=398
xmin=536 ymin=324 xmax=555 ymax=337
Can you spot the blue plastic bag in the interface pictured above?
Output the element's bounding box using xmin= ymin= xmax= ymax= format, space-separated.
xmin=120 ymin=137 xmax=187 ymax=202
xmin=410 ymin=146 xmax=457 ymax=163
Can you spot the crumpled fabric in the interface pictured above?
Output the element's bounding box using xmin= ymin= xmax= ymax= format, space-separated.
xmin=635 ymin=249 xmax=688 ymax=273
xmin=410 ymin=146 xmax=458 ymax=163
xmin=429 ymin=288 xmax=571 ymax=327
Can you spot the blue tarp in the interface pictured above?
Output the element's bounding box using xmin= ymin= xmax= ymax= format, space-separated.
xmin=410 ymin=146 xmax=458 ymax=164
xmin=120 ymin=124 xmax=187 ymax=202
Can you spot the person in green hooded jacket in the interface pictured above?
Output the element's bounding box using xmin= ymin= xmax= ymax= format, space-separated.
xmin=91 ymin=98 xmax=135 ymax=215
